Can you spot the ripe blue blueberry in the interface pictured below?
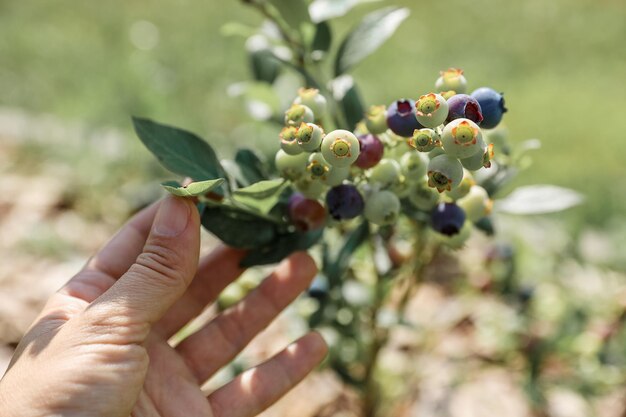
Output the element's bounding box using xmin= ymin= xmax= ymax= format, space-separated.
xmin=321 ymin=130 xmax=360 ymax=168
xmin=364 ymin=190 xmax=401 ymax=226
xmin=470 ymin=87 xmax=507 ymax=129
xmin=415 ymin=93 xmax=449 ymax=128
xmin=355 ymin=134 xmax=384 ymax=169
xmin=386 ymin=99 xmax=424 ymax=137
xmin=325 ymin=184 xmax=364 ymax=220
xmin=446 ymin=94 xmax=484 ymax=125
xmin=431 ymin=202 xmax=467 ymax=236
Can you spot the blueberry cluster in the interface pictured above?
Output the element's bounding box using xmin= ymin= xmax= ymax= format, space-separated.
xmin=277 ymin=69 xmax=506 ymax=242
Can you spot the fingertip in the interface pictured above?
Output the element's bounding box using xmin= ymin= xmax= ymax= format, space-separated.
xmin=303 ymin=331 xmax=329 ymax=359
xmin=283 ymin=251 xmax=318 ymax=280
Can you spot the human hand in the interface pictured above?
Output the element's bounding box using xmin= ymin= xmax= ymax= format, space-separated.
xmin=0 ymin=196 xmax=327 ymax=417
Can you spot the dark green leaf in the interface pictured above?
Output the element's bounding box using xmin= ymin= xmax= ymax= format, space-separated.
xmin=132 ymin=117 xmax=226 ymax=182
xmin=201 ymin=204 xmax=277 ymax=249
xmin=233 ymin=180 xmax=288 ymax=215
xmin=235 ymin=149 xmax=269 ymax=185
xmin=334 ymin=7 xmax=410 ymax=75
xmin=240 ymin=228 xmax=323 ymax=267
xmin=336 ymin=77 xmax=365 ymax=130
xmin=250 ymin=49 xmax=282 ymax=84
xmin=161 ymin=179 xmax=225 ymax=197
xmin=312 ymin=21 xmax=332 ymax=54
xmin=474 ymin=216 xmax=496 ymax=236
xmin=324 ymin=221 xmax=369 ymax=285
xmin=268 ymin=0 xmax=311 ymax=31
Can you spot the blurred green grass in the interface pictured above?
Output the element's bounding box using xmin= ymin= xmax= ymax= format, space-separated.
xmin=1 ymin=0 xmax=625 ymax=227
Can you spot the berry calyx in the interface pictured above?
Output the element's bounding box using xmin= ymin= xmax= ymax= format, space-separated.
xmin=431 ymin=202 xmax=467 ymax=236
xmin=280 ymin=126 xmax=303 ymax=155
xmin=307 ymin=152 xmax=331 ymax=180
xmin=285 ymin=103 xmax=314 ymax=127
xmin=297 ymin=122 xmax=324 ymax=152
xmin=321 ymin=130 xmax=360 ymax=167
xmin=325 ymin=184 xmax=364 ymax=220
xmin=408 ymin=128 xmax=441 ymax=152
xmin=415 ymin=93 xmax=449 ymax=128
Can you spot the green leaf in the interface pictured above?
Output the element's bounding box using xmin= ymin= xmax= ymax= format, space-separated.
xmin=495 ymin=185 xmax=585 ymax=215
xmin=309 ymin=0 xmax=383 ymax=23
xmin=268 ymin=0 xmax=311 ymax=31
xmin=233 ymin=179 xmax=288 ymax=214
xmin=324 ymin=221 xmax=369 ymax=285
xmin=201 ymin=204 xmax=277 ymax=249
xmin=334 ymin=7 xmax=410 ymax=75
xmin=332 ymin=75 xmax=365 ymax=130
xmin=235 ymin=149 xmax=269 ymax=185
xmin=250 ymin=49 xmax=282 ymax=84
xmin=132 ymin=117 xmax=226 ymax=182
xmin=161 ymin=179 xmax=225 ymax=197
xmin=240 ymin=228 xmax=324 ymax=267
xmin=311 ymin=21 xmax=332 ymax=54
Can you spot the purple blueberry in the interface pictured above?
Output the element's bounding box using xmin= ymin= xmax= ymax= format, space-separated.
xmin=355 ymin=134 xmax=384 ymax=169
xmin=431 ymin=202 xmax=466 ymax=236
xmin=470 ymin=88 xmax=507 ymax=129
xmin=288 ymin=193 xmax=327 ymax=231
xmin=386 ymin=99 xmax=424 ymax=137
xmin=325 ymin=184 xmax=364 ymax=220
xmin=446 ymin=94 xmax=484 ymax=125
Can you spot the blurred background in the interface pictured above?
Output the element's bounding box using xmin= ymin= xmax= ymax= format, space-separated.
xmin=1 ymin=0 xmax=626 ymax=415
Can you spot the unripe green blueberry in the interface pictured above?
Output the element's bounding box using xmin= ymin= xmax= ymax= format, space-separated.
xmin=485 ymin=124 xmax=511 ymax=155
xmin=415 ymin=93 xmax=449 ymax=128
xmin=409 ymin=181 xmax=440 ymax=210
xmin=365 ymin=105 xmax=388 ymax=135
xmin=294 ymin=177 xmax=328 ymax=199
xmin=446 ymin=169 xmax=475 ymax=200
xmin=461 ymin=143 xmax=495 ymax=171
xmin=408 ymin=128 xmax=441 ymax=152
xmin=285 ymin=103 xmax=314 ymax=127
xmin=275 ymin=149 xmax=309 ymax=181
xmin=428 ymin=147 xmax=446 ymax=159
xmin=321 ymin=129 xmax=360 ymax=168
xmin=457 ymin=185 xmax=493 ymax=222
xmin=364 ymin=190 xmax=401 ymax=226
xmin=435 ymin=68 xmax=467 ymax=94
xmin=294 ymin=88 xmax=327 ymax=118
xmin=280 ymin=126 xmax=304 ymax=155
xmin=297 ymin=122 xmax=324 ymax=152
xmin=441 ymin=118 xmax=484 ymax=159
xmin=400 ymin=151 xmax=428 ymax=181
xmin=324 ymin=166 xmax=350 ymax=187
xmin=367 ymin=158 xmax=402 ymax=188
xmin=307 ymin=152 xmax=332 ymax=181
xmin=390 ymin=175 xmax=410 ymax=198
xmin=427 ymin=154 xmax=464 ymax=193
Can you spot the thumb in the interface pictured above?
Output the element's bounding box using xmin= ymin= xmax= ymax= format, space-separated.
xmin=89 ymin=195 xmax=201 ymax=326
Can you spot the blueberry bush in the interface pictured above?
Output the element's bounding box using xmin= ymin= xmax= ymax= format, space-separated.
xmin=132 ymin=1 xmax=588 ymax=415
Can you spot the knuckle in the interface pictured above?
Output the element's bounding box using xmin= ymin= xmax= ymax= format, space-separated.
xmin=134 ymin=243 xmax=189 ymax=287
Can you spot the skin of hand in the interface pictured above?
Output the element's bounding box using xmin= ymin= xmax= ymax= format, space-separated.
xmin=0 ymin=196 xmax=328 ymax=417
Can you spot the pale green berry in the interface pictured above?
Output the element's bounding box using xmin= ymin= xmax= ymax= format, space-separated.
xmin=409 ymin=181 xmax=440 ymax=210
xmin=365 ymin=105 xmax=388 ymax=135
xmin=285 ymin=103 xmax=314 ymax=127
xmin=428 ymin=147 xmax=446 ymax=159
xmin=324 ymin=166 xmax=350 ymax=187
xmin=297 ymin=122 xmax=324 ymax=152
xmin=321 ymin=129 xmax=360 ymax=168
xmin=408 ymin=128 xmax=441 ymax=152
xmin=401 ymin=151 xmax=428 ymax=180
xmin=368 ymin=158 xmax=402 ymax=188
xmin=457 ymin=185 xmax=493 ymax=222
xmin=446 ymin=169 xmax=475 ymax=200
xmin=275 ymin=149 xmax=309 ymax=181
xmin=461 ymin=143 xmax=495 ymax=171
xmin=390 ymin=175 xmax=410 ymax=198
xmin=441 ymin=118 xmax=484 ymax=159
xmin=294 ymin=88 xmax=327 ymax=118
xmin=294 ymin=177 xmax=328 ymax=199
xmin=435 ymin=68 xmax=467 ymax=94
xmin=280 ymin=126 xmax=303 ymax=155
xmin=427 ymin=154 xmax=464 ymax=193
xmin=415 ymin=93 xmax=449 ymax=128
xmin=364 ymin=190 xmax=401 ymax=226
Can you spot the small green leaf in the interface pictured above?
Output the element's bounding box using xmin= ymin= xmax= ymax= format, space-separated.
xmin=334 ymin=7 xmax=410 ymax=75
xmin=233 ymin=179 xmax=288 ymax=215
xmin=240 ymin=228 xmax=324 ymax=267
xmin=309 ymin=0 xmax=383 ymax=23
xmin=201 ymin=204 xmax=277 ymax=249
xmin=132 ymin=117 xmax=226 ymax=182
xmin=250 ymin=49 xmax=282 ymax=84
xmin=268 ymin=0 xmax=311 ymax=31
xmin=495 ymin=185 xmax=585 ymax=215
xmin=161 ymin=179 xmax=225 ymax=197
xmin=324 ymin=221 xmax=369 ymax=285
xmin=312 ymin=21 xmax=332 ymax=54
xmin=332 ymin=75 xmax=365 ymax=130
xmin=235 ymin=149 xmax=269 ymax=185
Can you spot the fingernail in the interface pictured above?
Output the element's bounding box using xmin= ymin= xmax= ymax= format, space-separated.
xmin=153 ymin=196 xmax=190 ymax=237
